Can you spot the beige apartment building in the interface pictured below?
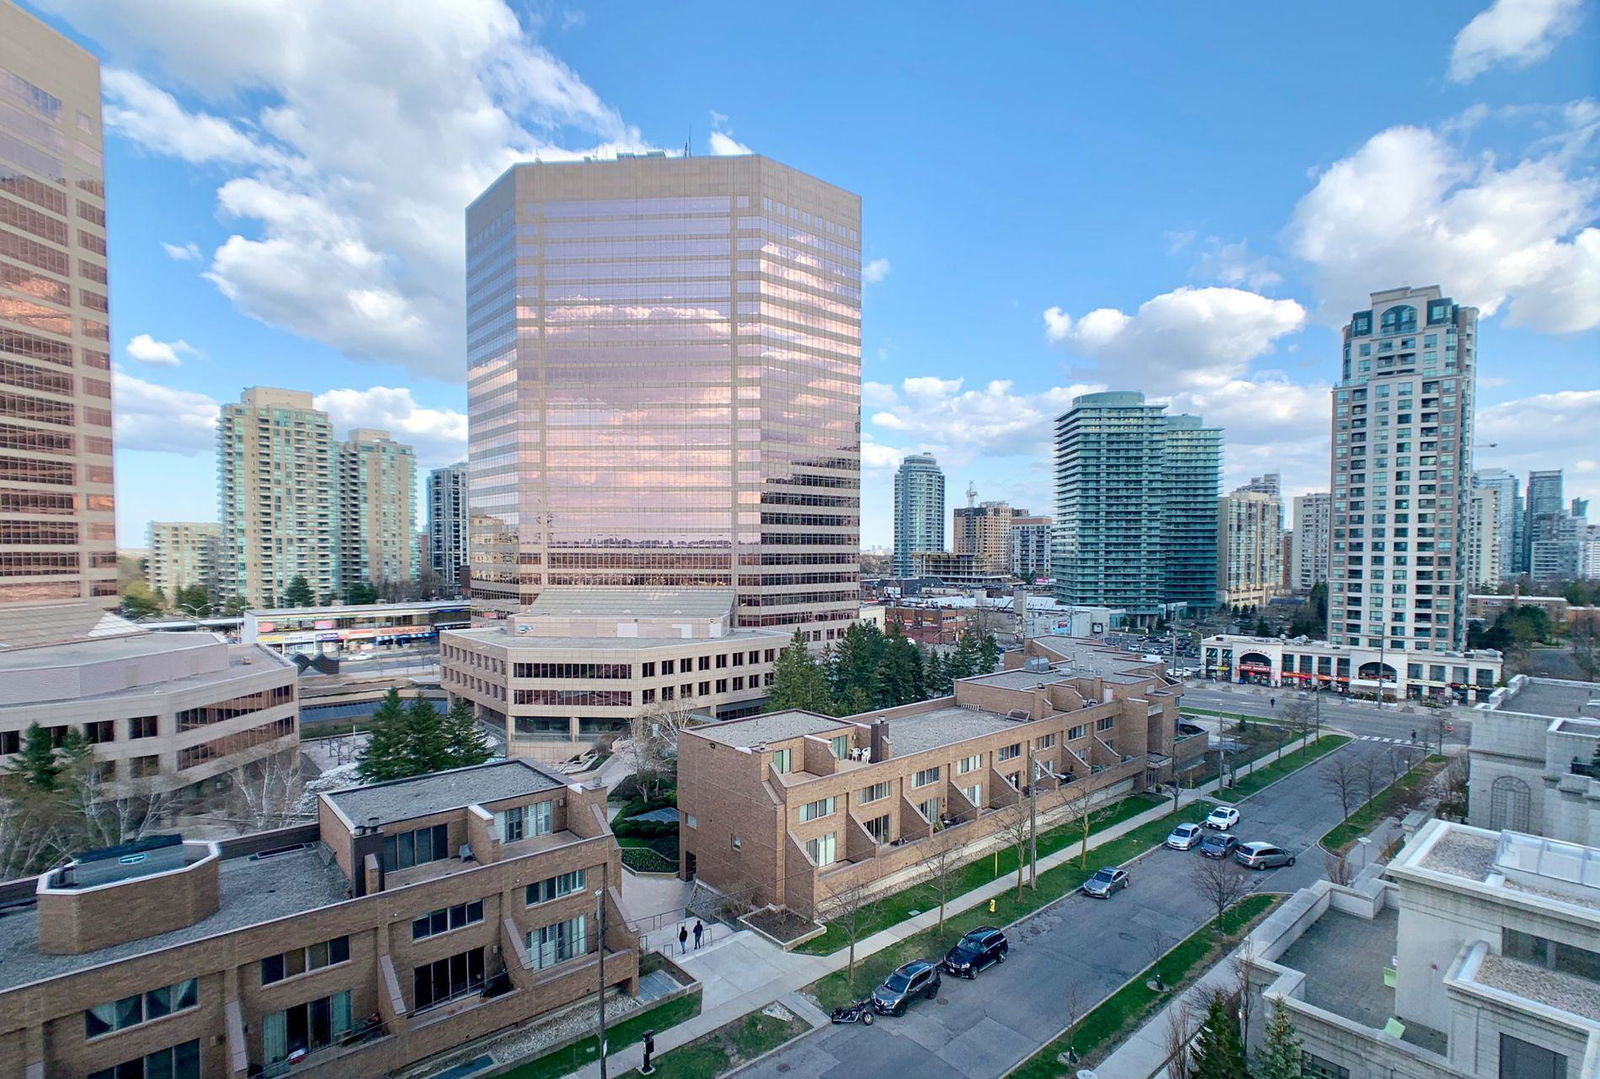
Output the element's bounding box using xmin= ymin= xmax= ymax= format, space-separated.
xmin=1218 ymin=476 xmax=1284 ymax=608
xmin=465 ymin=154 xmax=862 ymax=641
xmin=0 ymin=604 xmax=297 ymax=798
xmin=1465 ymin=484 xmax=1502 ymax=589
xmin=677 ymin=636 xmax=1204 ymax=919
xmin=146 ymin=521 xmax=221 ymax=605
xmin=337 ymin=427 xmax=417 ymax=592
xmin=443 ymin=588 xmax=785 ymax=762
xmin=218 ymin=387 xmax=337 ymax=607
xmin=0 ymin=3 xmax=118 ymax=608
xmin=0 ymin=758 xmax=640 ymax=1079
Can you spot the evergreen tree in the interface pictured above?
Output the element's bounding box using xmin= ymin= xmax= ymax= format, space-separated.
xmin=1253 ymin=617 xmax=1272 ymax=637
xmin=830 ymin=623 xmax=884 ymax=714
xmin=442 ymin=697 xmax=494 ymax=768
xmin=1190 ymin=989 xmax=1248 ymax=1079
xmin=172 ymin=584 xmax=212 ymax=616
xmin=924 ymin=649 xmax=950 ymax=696
xmin=947 ymin=630 xmax=983 ymax=681
xmin=345 ymin=580 xmax=379 ymax=605
xmin=3 ymin=722 xmax=63 ymax=791
xmin=979 ymin=632 xmax=1001 ymax=674
xmin=281 ymin=575 xmax=316 ymax=607
xmin=1253 ymin=998 xmax=1304 ymax=1079
xmin=875 ymin=625 xmax=924 ymax=706
xmin=358 ymin=689 xmax=412 ymax=782
xmin=405 ymin=698 xmax=451 ymax=774
xmin=765 ymin=629 xmax=835 ymax=714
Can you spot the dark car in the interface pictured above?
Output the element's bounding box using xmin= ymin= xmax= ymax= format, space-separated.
xmin=872 ymin=959 xmax=942 ymax=1015
xmin=1235 ymin=842 xmax=1296 ymax=869
xmin=1199 ymin=832 xmax=1240 ymax=859
xmin=1083 ymin=866 xmax=1130 ymax=898
xmin=942 ymin=926 xmax=1009 ymax=978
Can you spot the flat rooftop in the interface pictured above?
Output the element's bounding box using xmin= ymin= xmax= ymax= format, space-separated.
xmin=1498 ymin=678 xmax=1600 ymax=720
xmin=690 ymin=711 xmax=848 ymax=748
xmin=0 ymin=637 xmax=293 ymax=707
xmin=888 ymin=705 xmax=1029 ymax=757
xmin=966 ymin=668 xmax=1071 ymax=692
xmin=1473 ymin=953 xmax=1600 ymax=1022
xmin=0 ymin=845 xmax=348 ymax=993
xmin=0 ymin=604 xmax=144 ymax=652
xmin=1276 ymin=906 xmax=1448 ymax=1057
xmin=250 ymin=600 xmax=469 ymax=618
xmin=524 ymin=588 xmax=737 ymax=620
xmin=325 ymin=759 xmax=567 ymax=828
xmin=446 ymin=624 xmax=786 ymax=652
xmin=1413 ymin=825 xmax=1600 ymax=912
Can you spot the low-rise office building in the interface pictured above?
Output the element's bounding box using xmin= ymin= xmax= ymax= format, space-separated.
xmin=242 ymin=600 xmax=473 ymax=658
xmin=677 ymin=636 xmax=1203 ymax=919
xmin=1469 ymin=675 xmax=1600 ymax=844
xmin=442 ymin=589 xmax=786 ymax=762
xmin=1201 ymin=633 xmax=1502 ymax=703
xmin=0 ymin=604 xmax=297 ymax=798
xmin=1243 ymin=821 xmax=1600 ymax=1079
xmin=0 ymin=759 xmax=638 ymax=1079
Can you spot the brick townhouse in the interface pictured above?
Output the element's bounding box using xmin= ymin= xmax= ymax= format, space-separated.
xmin=678 ymin=636 xmax=1207 ymax=919
xmin=0 ymin=759 xmax=637 ymax=1079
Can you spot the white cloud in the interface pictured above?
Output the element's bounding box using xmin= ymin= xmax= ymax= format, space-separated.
xmin=1477 ymin=389 xmax=1600 ymax=507
xmin=162 ymin=241 xmax=202 ymax=261
xmin=42 ymin=0 xmax=651 ymax=379
xmin=862 ymin=258 xmax=891 ymax=284
xmin=1043 ymin=286 xmax=1306 ymax=391
xmin=124 ymin=333 xmax=199 ymax=367
xmin=1196 ymin=238 xmax=1282 ymax=290
xmin=112 ymin=369 xmax=219 ymax=454
xmin=1449 ymin=0 xmax=1584 ymax=82
xmin=1286 ymin=118 xmax=1600 ymax=332
xmin=707 ymin=110 xmax=751 ymax=156
xmin=865 ymin=376 xmax=1103 ymax=466
xmin=313 ymin=386 xmax=467 ymax=467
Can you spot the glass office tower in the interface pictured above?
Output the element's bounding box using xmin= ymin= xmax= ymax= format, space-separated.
xmin=892 ymin=453 xmax=945 ymax=577
xmin=465 ymin=154 xmax=861 ymax=639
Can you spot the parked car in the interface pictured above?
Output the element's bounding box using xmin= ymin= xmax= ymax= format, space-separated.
xmin=942 ymin=926 xmax=1009 ymax=978
xmin=1203 ymin=807 xmax=1241 ymax=831
xmin=1199 ymin=832 xmax=1240 ymax=859
xmin=1235 ymin=842 xmax=1295 ymax=869
xmin=1166 ymin=822 xmax=1204 ymax=850
xmin=1083 ymin=866 xmax=1131 ymax=898
xmin=872 ymin=960 xmax=942 ymax=1016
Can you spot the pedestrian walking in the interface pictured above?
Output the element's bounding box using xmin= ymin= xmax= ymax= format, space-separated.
xmin=677 ymin=926 xmax=688 ymax=955
xmin=1410 ymin=729 xmax=1417 ymax=742
xmin=693 ymin=920 xmax=704 ymax=949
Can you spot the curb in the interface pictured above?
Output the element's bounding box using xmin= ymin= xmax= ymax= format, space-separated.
xmin=1213 ymin=734 xmax=1353 ymax=804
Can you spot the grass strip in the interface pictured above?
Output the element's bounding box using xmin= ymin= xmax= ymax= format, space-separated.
xmin=499 ymin=989 xmax=701 ymax=1079
xmin=1321 ymin=753 xmax=1450 ymax=854
xmin=614 ymin=1006 xmax=810 ymax=1079
xmin=1009 ymin=893 xmax=1279 ymax=1077
xmin=791 ymin=793 xmax=1165 ymax=956
xmin=806 ymin=798 xmax=1221 ymax=1011
xmin=1214 ymin=735 xmax=1351 ymax=803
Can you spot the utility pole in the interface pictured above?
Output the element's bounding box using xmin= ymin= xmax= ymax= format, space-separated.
xmin=1027 ymin=742 xmax=1038 ymax=888
xmin=596 ymin=861 xmax=608 ymax=1079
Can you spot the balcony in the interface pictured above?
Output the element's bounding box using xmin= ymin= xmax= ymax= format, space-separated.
xmin=252 ymin=1018 xmax=392 ymax=1079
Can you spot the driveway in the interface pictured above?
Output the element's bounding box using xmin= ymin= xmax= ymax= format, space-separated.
xmin=734 ymin=738 xmax=1396 ymax=1079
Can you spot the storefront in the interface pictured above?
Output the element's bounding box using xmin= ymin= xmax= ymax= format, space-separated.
xmin=1200 ymin=634 xmax=1502 ymax=703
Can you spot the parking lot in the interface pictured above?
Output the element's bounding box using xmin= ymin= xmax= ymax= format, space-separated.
xmin=737 ymin=737 xmax=1393 ymax=1079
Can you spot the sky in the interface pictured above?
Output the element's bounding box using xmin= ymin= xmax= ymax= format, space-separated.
xmin=19 ymin=0 xmax=1600 ymax=550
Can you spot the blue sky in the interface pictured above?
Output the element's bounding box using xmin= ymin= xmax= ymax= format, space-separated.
xmin=22 ymin=0 xmax=1600 ymax=548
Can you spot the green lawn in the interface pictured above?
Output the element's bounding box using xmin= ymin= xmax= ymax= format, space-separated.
xmin=1010 ymin=893 xmax=1280 ymax=1076
xmin=806 ymin=798 xmax=1221 ymax=1010
xmin=613 ymin=1006 xmax=809 ymax=1079
xmin=791 ymin=793 xmax=1166 ymax=957
xmin=1214 ymin=735 xmax=1351 ymax=803
xmin=499 ymin=990 xmax=701 ymax=1079
xmin=1322 ymin=754 xmax=1450 ymax=853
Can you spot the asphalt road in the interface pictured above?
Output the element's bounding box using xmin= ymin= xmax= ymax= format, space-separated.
xmin=1179 ymin=683 xmax=1470 ymax=748
xmin=736 ymin=737 xmax=1398 ymax=1079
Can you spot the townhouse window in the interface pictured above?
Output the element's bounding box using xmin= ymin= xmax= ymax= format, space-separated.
xmin=960 ymin=783 xmax=982 ymax=806
xmin=414 ymin=947 xmax=486 ymax=1008
xmin=1096 ymin=716 xmax=1115 ymax=732
xmin=85 ymin=978 xmax=199 ymax=1037
xmin=860 ymin=781 xmax=891 ymax=803
xmin=800 ymin=796 xmax=835 ymax=822
xmin=497 ymin=800 xmax=553 ymax=844
xmin=955 ymin=754 xmax=981 ymax=775
xmin=804 ymin=832 xmax=836 ymax=867
xmin=1036 ymin=733 xmax=1056 ymax=749
xmin=772 ymin=748 xmax=792 ymax=774
xmin=830 ymin=734 xmax=850 ymax=759
xmin=261 ymin=936 xmax=350 ymax=984
xmin=997 ymin=743 xmax=1021 ymax=761
xmin=412 ymin=900 xmax=484 ymax=940
xmin=1068 ymin=725 xmax=1087 ymax=740
xmin=917 ymin=797 xmax=940 ymax=822
xmin=912 ymin=767 xmax=940 ymax=787
xmin=87 ymin=1041 xmax=200 ymax=1079
xmin=262 ymin=990 xmax=352 ymax=1066
xmin=381 ymin=824 xmax=448 ymax=872
xmin=864 ymin=815 xmax=891 ymax=842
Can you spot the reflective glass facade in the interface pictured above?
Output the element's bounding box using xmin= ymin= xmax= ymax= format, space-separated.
xmin=466 ymin=156 xmax=861 ymax=637
xmin=0 ymin=7 xmax=116 ymax=607
xmin=892 ymin=453 xmax=944 ymax=577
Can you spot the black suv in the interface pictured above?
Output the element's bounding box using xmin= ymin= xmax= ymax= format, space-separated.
xmin=942 ymin=926 xmax=1009 ymax=978
xmin=872 ymin=959 xmax=942 ymax=1015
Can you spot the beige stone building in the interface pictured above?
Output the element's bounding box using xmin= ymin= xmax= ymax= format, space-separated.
xmin=0 ymin=604 xmax=297 ymax=798
xmin=0 ymin=2 xmax=118 ymax=608
xmin=465 ymin=155 xmax=861 ymax=641
xmin=677 ymin=636 xmax=1204 ymax=918
xmin=442 ymin=588 xmax=786 ymax=762
xmin=1218 ymin=476 xmax=1284 ymax=608
xmin=0 ymin=758 xmax=640 ymax=1079
xmin=146 ymin=521 xmax=221 ymax=606
xmin=337 ymin=427 xmax=417 ymax=592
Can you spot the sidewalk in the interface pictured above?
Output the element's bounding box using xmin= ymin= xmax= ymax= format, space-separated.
xmin=563 ymin=731 xmax=1323 ymax=1079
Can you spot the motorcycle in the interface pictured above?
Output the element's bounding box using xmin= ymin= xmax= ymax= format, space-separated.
xmin=829 ymin=998 xmax=875 ymax=1025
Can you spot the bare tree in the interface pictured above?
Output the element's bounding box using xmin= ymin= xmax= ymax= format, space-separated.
xmin=1059 ymin=983 xmax=1089 ymax=1067
xmin=1571 ymin=623 xmax=1600 ymax=682
xmin=823 ymin=877 xmax=880 ymax=995
xmin=0 ymin=793 xmax=64 ymax=880
xmin=228 ymin=751 xmax=312 ymax=833
xmin=1192 ymin=855 xmax=1252 ymax=931
xmin=629 ymin=702 xmax=695 ymax=804
xmin=1357 ymin=753 xmax=1383 ymax=811
xmin=1163 ymin=998 xmax=1196 ymax=1079
xmin=915 ymin=829 xmax=969 ymax=930
xmin=1278 ymin=696 xmax=1316 ymax=758
xmin=1320 ymin=752 xmax=1360 ymax=820
xmin=1386 ymin=745 xmax=1414 ymax=787
xmin=1324 ymin=848 xmax=1354 ymax=886
xmin=997 ymin=801 xmax=1035 ymax=899
xmin=1146 ymin=929 xmax=1173 ymax=991
xmin=1058 ymin=777 xmax=1111 ymax=869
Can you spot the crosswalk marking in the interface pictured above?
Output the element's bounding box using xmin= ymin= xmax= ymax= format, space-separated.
xmin=1358 ymin=735 xmax=1420 ymax=745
